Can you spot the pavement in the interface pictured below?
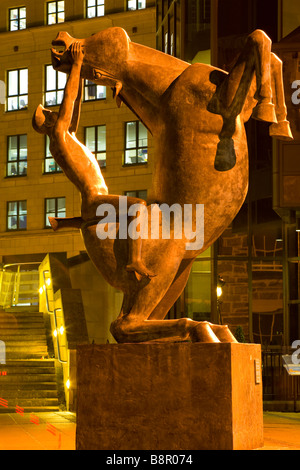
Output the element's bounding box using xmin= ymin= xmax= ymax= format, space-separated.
xmin=0 ymin=411 xmax=299 ymax=450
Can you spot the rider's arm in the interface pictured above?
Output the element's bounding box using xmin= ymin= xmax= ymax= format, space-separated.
xmin=54 ymin=42 xmax=83 ymax=134
xmin=69 ymin=77 xmax=83 ymax=134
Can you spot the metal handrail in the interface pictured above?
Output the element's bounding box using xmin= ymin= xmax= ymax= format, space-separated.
xmin=42 ymin=269 xmax=67 ymax=364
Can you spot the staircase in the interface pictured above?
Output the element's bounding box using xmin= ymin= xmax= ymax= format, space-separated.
xmin=0 ymin=309 xmax=60 ymax=412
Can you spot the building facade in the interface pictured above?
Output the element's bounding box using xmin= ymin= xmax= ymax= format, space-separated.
xmin=156 ymin=0 xmax=300 ymax=350
xmin=0 ymin=0 xmax=155 ymax=265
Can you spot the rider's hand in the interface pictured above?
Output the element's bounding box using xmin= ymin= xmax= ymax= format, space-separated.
xmin=71 ymin=41 xmax=84 ymax=65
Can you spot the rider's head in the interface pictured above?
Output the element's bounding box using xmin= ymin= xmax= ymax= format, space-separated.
xmin=32 ymin=104 xmax=58 ymax=135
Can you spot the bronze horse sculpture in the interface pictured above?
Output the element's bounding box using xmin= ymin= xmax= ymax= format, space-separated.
xmin=34 ymin=27 xmax=292 ymax=344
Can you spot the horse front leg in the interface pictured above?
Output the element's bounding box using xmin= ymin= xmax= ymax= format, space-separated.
xmin=269 ymin=52 xmax=293 ymax=140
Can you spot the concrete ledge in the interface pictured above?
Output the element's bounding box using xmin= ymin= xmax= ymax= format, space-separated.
xmin=76 ymin=342 xmax=263 ymax=450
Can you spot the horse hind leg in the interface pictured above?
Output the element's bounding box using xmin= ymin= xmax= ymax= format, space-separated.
xmin=269 ymin=52 xmax=293 ymax=140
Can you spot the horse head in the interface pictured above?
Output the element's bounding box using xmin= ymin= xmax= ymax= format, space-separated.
xmin=51 ymin=27 xmax=130 ymax=102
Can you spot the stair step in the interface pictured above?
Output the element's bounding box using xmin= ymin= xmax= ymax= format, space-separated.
xmin=0 ymin=308 xmax=60 ymax=412
xmin=0 ymin=382 xmax=58 ymax=391
xmin=0 ymin=406 xmax=59 ymax=413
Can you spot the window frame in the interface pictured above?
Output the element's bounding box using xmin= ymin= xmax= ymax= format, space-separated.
xmin=84 ymin=125 xmax=107 ymax=168
xmin=7 ymin=200 xmax=27 ymax=231
xmin=124 ymin=190 xmax=147 ymax=200
xmin=7 ymin=134 xmax=27 ymax=177
xmin=7 ymin=68 xmax=28 ymax=112
xmin=86 ymin=0 xmax=105 ymax=18
xmin=44 ymin=64 xmax=67 ymax=107
xmin=124 ymin=121 xmax=148 ymax=166
xmin=9 ymin=6 xmax=26 ymax=31
xmin=44 ymin=135 xmax=62 ymax=174
xmin=83 ymin=79 xmax=106 ymax=102
xmin=127 ymin=0 xmax=146 ymax=11
xmin=46 ymin=1 xmax=65 ymax=25
xmin=44 ymin=196 xmax=66 ymax=228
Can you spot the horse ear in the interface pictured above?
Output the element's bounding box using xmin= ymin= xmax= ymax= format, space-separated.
xmin=113 ymin=81 xmax=123 ymax=107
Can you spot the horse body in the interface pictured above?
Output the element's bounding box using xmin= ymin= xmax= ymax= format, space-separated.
xmin=48 ymin=27 xmax=292 ymax=343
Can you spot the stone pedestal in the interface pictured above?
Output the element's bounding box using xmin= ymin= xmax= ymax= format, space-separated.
xmin=76 ymin=342 xmax=263 ymax=450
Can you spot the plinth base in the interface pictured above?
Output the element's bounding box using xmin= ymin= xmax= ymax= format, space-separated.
xmin=76 ymin=342 xmax=263 ymax=450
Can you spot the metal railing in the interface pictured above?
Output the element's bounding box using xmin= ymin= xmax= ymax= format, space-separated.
xmin=0 ymin=262 xmax=40 ymax=308
xmin=262 ymin=347 xmax=300 ymax=410
xmin=41 ymin=268 xmax=67 ymax=364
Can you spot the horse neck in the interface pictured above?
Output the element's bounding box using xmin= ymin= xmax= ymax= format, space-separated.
xmin=120 ymin=43 xmax=190 ymax=134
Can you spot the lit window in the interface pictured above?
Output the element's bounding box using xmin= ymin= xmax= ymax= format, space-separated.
xmin=85 ymin=125 xmax=106 ymax=168
xmin=47 ymin=1 xmax=65 ymax=25
xmin=124 ymin=190 xmax=147 ymax=200
xmin=84 ymin=80 xmax=106 ymax=101
xmin=7 ymin=68 xmax=28 ymax=111
xmin=9 ymin=7 xmax=26 ymax=31
xmin=7 ymin=201 xmax=27 ymax=231
xmin=45 ymin=65 xmax=67 ymax=106
xmin=45 ymin=197 xmax=66 ymax=227
xmin=127 ymin=0 xmax=146 ymax=10
xmin=44 ymin=135 xmax=62 ymax=173
xmin=7 ymin=135 xmax=27 ymax=177
xmin=87 ymin=0 xmax=105 ymax=18
xmin=125 ymin=121 xmax=148 ymax=165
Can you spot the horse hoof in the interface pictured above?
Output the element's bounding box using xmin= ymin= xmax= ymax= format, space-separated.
xmin=190 ymin=322 xmax=220 ymax=343
xmin=269 ymin=120 xmax=293 ymax=140
xmin=252 ymin=101 xmax=277 ymax=123
xmin=214 ymin=138 xmax=236 ymax=172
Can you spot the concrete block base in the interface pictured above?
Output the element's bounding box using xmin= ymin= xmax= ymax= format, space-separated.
xmin=76 ymin=342 xmax=263 ymax=450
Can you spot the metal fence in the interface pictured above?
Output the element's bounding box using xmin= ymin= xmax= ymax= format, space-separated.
xmin=262 ymin=347 xmax=300 ymax=411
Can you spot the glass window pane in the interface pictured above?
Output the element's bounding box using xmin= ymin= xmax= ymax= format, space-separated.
xmin=19 ymin=201 xmax=27 ymax=214
xmin=19 ymin=95 xmax=28 ymax=109
xmin=87 ymin=6 xmax=96 ymax=17
xmin=48 ymin=2 xmax=57 ymax=14
xmin=138 ymin=0 xmax=146 ymax=8
xmin=7 ymin=97 xmax=18 ymax=111
xmin=7 ymin=163 xmax=17 ymax=176
xmin=20 ymin=7 xmax=26 ymax=18
xmin=97 ymin=85 xmax=106 ymax=99
xmin=10 ymin=9 xmax=18 ymax=20
xmin=128 ymin=0 xmax=136 ymax=10
xmin=19 ymin=69 xmax=28 ymax=95
xmin=97 ymin=5 xmax=104 ymax=16
xmin=125 ymin=149 xmax=137 ymax=164
xmin=126 ymin=122 xmax=137 ymax=148
xmin=88 ymin=0 xmax=96 ymax=6
xmin=19 ymin=161 xmax=27 ymax=175
xmin=19 ymin=18 xmax=26 ymax=29
xmin=45 ymin=91 xmax=57 ymax=106
xmin=57 ymin=90 xmax=64 ymax=104
xmin=57 ymin=11 xmax=65 ymax=23
xmin=48 ymin=13 xmax=57 ymax=24
xmin=46 ymin=66 xmax=56 ymax=91
xmin=96 ymin=153 xmax=106 ymax=168
xmin=97 ymin=126 xmax=106 ymax=151
xmin=57 ymin=71 xmax=66 ymax=89
xmin=138 ymin=122 xmax=147 ymax=147
xmin=8 ymin=216 xmax=17 ymax=230
xmin=58 ymin=1 xmax=65 ymax=12
xmin=8 ymin=136 xmax=18 ymax=160
xmin=138 ymin=148 xmax=148 ymax=163
xmin=85 ymin=127 xmax=96 ymax=151
xmin=8 ymin=70 xmax=18 ymax=96
xmin=8 ymin=202 xmax=17 ymax=215
xmin=19 ymin=135 xmax=27 ymax=157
